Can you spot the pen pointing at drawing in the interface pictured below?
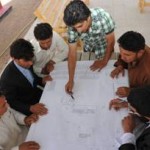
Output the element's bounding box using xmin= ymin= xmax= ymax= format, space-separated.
xmin=65 ymin=81 xmax=75 ymax=100
xmin=70 ymin=94 xmax=75 ymax=100
xmin=69 ymin=91 xmax=75 ymax=100
xmin=65 ymin=80 xmax=74 ymax=94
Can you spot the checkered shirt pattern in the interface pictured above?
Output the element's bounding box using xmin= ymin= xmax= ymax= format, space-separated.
xmin=68 ymin=8 xmax=115 ymax=59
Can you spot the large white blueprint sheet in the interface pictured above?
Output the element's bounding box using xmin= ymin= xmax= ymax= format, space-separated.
xmin=26 ymin=60 xmax=129 ymax=150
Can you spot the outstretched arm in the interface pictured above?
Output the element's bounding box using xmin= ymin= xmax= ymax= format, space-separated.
xmin=65 ymin=43 xmax=77 ymax=94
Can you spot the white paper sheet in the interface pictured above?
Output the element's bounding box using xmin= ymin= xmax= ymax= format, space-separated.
xmin=26 ymin=60 xmax=129 ymax=150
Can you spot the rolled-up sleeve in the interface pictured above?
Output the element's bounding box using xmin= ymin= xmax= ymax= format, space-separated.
xmin=68 ymin=27 xmax=79 ymax=43
xmin=100 ymin=10 xmax=115 ymax=34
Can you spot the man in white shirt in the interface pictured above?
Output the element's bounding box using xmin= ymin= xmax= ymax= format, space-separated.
xmin=109 ymin=86 xmax=150 ymax=150
xmin=32 ymin=23 xmax=69 ymax=77
xmin=0 ymin=91 xmax=40 ymax=150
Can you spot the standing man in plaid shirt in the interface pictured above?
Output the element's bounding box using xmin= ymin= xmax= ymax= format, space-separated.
xmin=63 ymin=0 xmax=115 ymax=94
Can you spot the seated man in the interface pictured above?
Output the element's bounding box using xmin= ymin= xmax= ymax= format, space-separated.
xmin=0 ymin=91 xmax=40 ymax=150
xmin=110 ymin=86 xmax=150 ymax=150
xmin=31 ymin=22 xmax=69 ymax=77
xmin=0 ymin=39 xmax=51 ymax=116
xmin=110 ymin=31 xmax=150 ymax=97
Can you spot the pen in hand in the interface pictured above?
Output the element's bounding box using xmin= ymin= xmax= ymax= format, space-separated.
xmin=69 ymin=91 xmax=75 ymax=100
xmin=70 ymin=94 xmax=75 ymax=100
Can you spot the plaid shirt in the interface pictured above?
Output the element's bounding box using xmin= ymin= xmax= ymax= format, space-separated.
xmin=68 ymin=8 xmax=115 ymax=59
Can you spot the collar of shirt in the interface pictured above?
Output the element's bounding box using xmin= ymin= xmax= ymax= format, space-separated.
xmin=31 ymin=37 xmax=54 ymax=54
xmin=14 ymin=61 xmax=34 ymax=86
xmin=14 ymin=61 xmax=27 ymax=73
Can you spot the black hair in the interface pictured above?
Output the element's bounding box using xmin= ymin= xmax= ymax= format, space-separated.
xmin=34 ymin=23 xmax=53 ymax=40
xmin=117 ymin=31 xmax=145 ymax=52
xmin=0 ymin=90 xmax=6 ymax=97
xmin=63 ymin=0 xmax=91 ymax=26
xmin=0 ymin=91 xmax=4 ymax=97
xmin=128 ymin=86 xmax=150 ymax=117
xmin=10 ymin=39 xmax=34 ymax=60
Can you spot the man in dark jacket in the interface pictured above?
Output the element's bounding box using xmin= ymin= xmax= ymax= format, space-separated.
xmin=110 ymin=86 xmax=150 ymax=150
xmin=0 ymin=39 xmax=51 ymax=116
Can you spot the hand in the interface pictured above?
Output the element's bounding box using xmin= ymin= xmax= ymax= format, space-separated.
xmin=24 ymin=114 xmax=39 ymax=126
xmin=65 ymin=80 xmax=74 ymax=94
xmin=116 ymin=87 xmax=130 ymax=97
xmin=110 ymin=65 xmax=124 ymax=78
xmin=122 ymin=115 xmax=136 ymax=133
xmin=19 ymin=141 xmax=40 ymax=150
xmin=30 ymin=103 xmax=48 ymax=116
xmin=45 ymin=62 xmax=54 ymax=73
xmin=42 ymin=75 xmax=53 ymax=84
xmin=90 ymin=60 xmax=107 ymax=71
xmin=109 ymin=98 xmax=128 ymax=111
xmin=41 ymin=61 xmax=54 ymax=75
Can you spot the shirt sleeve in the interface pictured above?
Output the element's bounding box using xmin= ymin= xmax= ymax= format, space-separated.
xmin=68 ymin=27 xmax=79 ymax=43
xmin=100 ymin=9 xmax=115 ymax=34
xmin=31 ymin=40 xmax=43 ymax=74
xmin=115 ymin=133 xmax=136 ymax=148
xmin=33 ymin=57 xmax=43 ymax=75
xmin=51 ymin=32 xmax=69 ymax=63
xmin=11 ymin=108 xmax=26 ymax=125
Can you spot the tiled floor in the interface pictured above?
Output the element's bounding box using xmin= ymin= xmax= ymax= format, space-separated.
xmin=89 ymin=0 xmax=150 ymax=52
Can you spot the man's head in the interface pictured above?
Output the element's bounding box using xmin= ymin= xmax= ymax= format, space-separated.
xmin=10 ymin=39 xmax=34 ymax=69
xmin=64 ymin=0 xmax=91 ymax=33
xmin=34 ymin=23 xmax=53 ymax=50
xmin=118 ymin=31 xmax=145 ymax=63
xmin=0 ymin=91 xmax=8 ymax=116
xmin=128 ymin=86 xmax=150 ymax=120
